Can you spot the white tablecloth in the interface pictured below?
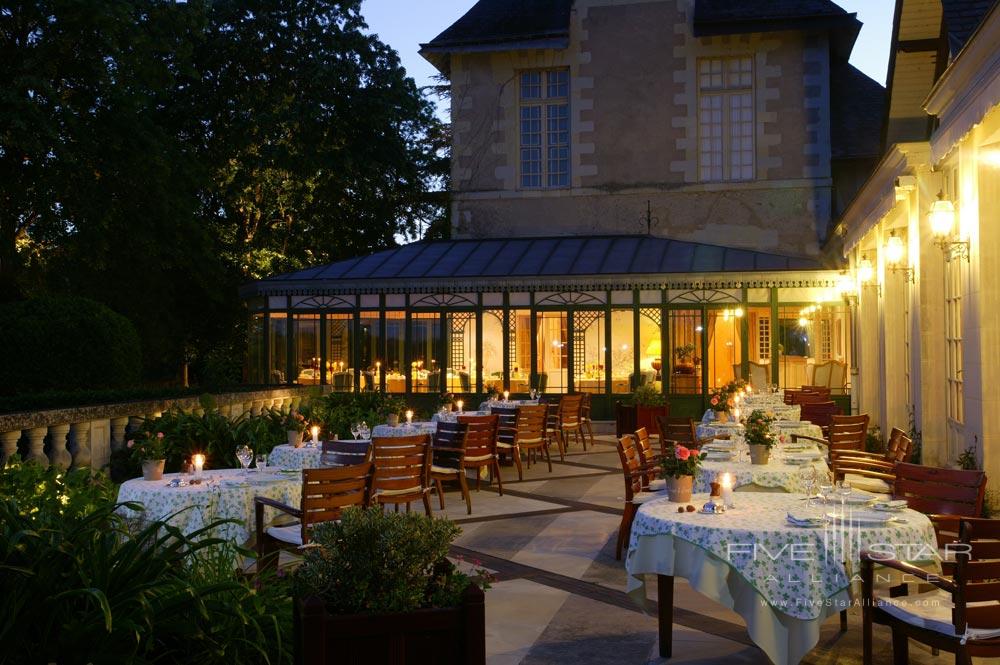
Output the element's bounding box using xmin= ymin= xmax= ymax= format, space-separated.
xmin=477 ymin=399 xmax=540 ymax=411
xmin=694 ymin=456 xmax=830 ymax=494
xmin=371 ymin=422 xmax=438 ymax=438
xmin=268 ymin=444 xmax=322 ymax=469
xmin=626 ymin=493 xmax=937 ymax=665
xmin=431 ymin=410 xmax=490 ymax=423
xmin=697 ymin=420 xmax=822 ymax=441
xmin=117 ymin=468 xmax=302 ymax=543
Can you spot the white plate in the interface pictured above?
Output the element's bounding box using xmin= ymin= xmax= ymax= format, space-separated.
xmin=826 ymin=510 xmax=897 ymax=525
xmin=784 ymin=453 xmax=823 ymax=462
xmin=705 ymin=453 xmax=734 ymax=461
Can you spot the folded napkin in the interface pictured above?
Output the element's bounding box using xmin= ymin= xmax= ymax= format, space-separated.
xmin=872 ymin=499 xmax=908 ymax=511
xmin=786 ymin=510 xmax=827 ymax=527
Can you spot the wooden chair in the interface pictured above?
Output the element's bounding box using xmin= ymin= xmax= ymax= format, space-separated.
xmin=496 ymin=404 xmax=550 ymax=481
xmin=254 ymin=462 xmax=372 ymax=561
xmin=801 ymin=385 xmax=832 ymax=399
xmin=371 ymin=435 xmax=433 ymax=516
xmin=320 ymin=439 xmax=372 ymax=466
xmin=457 ymin=414 xmax=503 ymax=500
xmin=544 ymin=402 xmax=567 ymax=460
xmin=892 ymin=463 xmax=987 ymax=549
xmin=615 ymin=434 xmax=662 ymax=560
xmin=429 ymin=421 xmax=469 ymax=511
xmin=791 ymin=413 xmax=868 ymax=461
xmin=633 ymin=427 xmax=664 ymax=490
xmin=558 ymin=394 xmax=586 ymax=451
xmin=800 ymin=400 xmax=842 ymax=436
xmin=492 ymin=405 xmax=518 ymax=465
xmin=580 ymin=392 xmax=595 ymax=448
xmin=655 ymin=416 xmax=712 ymax=453
xmin=832 ymin=427 xmax=912 ymax=494
xmin=861 ymin=518 xmax=1000 ymax=665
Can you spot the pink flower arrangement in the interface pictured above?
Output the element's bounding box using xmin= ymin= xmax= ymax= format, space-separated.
xmin=674 ymin=445 xmax=691 ymax=461
xmin=660 ymin=442 xmax=707 ymax=479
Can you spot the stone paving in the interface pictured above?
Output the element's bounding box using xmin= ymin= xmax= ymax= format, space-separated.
xmin=431 ymin=433 xmax=978 ymax=665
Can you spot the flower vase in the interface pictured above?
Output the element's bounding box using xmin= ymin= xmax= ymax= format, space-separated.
xmin=664 ymin=475 xmax=694 ymax=503
xmin=387 ymin=414 xmax=400 ymax=427
xmin=288 ymin=430 xmax=304 ymax=448
xmin=715 ymin=411 xmax=729 ymax=423
xmin=749 ymin=444 xmax=770 ymax=465
xmin=142 ymin=459 xmax=165 ymax=481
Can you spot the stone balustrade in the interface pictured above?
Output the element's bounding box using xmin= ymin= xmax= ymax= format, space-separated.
xmin=0 ymin=386 xmax=319 ymax=470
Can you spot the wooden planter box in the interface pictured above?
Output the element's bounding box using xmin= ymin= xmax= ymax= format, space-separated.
xmin=615 ymin=402 xmax=670 ymax=438
xmin=295 ymin=584 xmax=485 ymax=665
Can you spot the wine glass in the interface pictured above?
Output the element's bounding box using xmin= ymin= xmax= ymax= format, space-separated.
xmin=350 ymin=422 xmax=360 ymax=440
xmin=236 ymin=445 xmax=252 ymax=476
xmin=837 ymin=479 xmax=853 ymax=514
xmin=255 ymin=453 xmax=268 ymax=472
xmin=818 ymin=472 xmax=834 ymax=505
xmin=359 ymin=421 xmax=370 ymax=440
xmin=798 ymin=466 xmax=817 ymax=506
xmin=530 ymin=388 xmax=538 ymax=400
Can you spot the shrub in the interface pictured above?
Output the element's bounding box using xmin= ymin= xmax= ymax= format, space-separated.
xmin=310 ymin=392 xmax=407 ymax=439
xmin=0 ymin=461 xmax=292 ymax=664
xmin=627 ymin=383 xmax=666 ymax=407
xmin=292 ymin=507 xmax=487 ymax=615
xmin=0 ymin=296 xmax=141 ymax=395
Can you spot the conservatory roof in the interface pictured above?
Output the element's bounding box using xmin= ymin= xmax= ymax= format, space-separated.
xmin=241 ymin=235 xmax=825 ymax=297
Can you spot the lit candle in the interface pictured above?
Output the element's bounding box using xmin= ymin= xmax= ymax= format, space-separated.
xmin=405 ymin=409 xmax=413 ymax=424
xmin=734 ymin=394 xmax=741 ymax=405
xmin=721 ymin=473 xmax=735 ymax=508
xmin=456 ymin=400 xmax=464 ymax=413
xmin=733 ymin=407 xmax=741 ymax=422
xmin=192 ymin=453 xmax=205 ymax=479
xmin=310 ymin=425 xmax=320 ymax=444
xmin=746 ymin=384 xmax=753 ymax=395
xmin=503 ymin=390 xmax=510 ymax=401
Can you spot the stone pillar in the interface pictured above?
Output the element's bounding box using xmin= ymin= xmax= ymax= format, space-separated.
xmin=243 ymin=400 xmax=253 ymax=418
xmin=283 ymin=397 xmax=293 ymax=412
xmin=110 ymin=417 xmax=130 ymax=451
xmin=69 ymin=422 xmax=92 ymax=470
xmin=219 ymin=403 xmax=232 ymax=419
xmin=192 ymin=407 xmax=205 ymax=417
xmin=48 ymin=423 xmax=72 ymax=469
xmin=25 ymin=426 xmax=48 ymax=465
xmin=128 ymin=416 xmax=145 ymax=436
xmin=1 ymin=430 xmax=21 ymax=466
xmin=251 ymin=400 xmax=263 ymax=417
xmin=291 ymin=396 xmax=302 ymax=411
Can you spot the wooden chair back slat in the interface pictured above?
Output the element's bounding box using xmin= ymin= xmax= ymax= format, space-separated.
xmin=320 ymin=439 xmax=372 ymax=466
xmin=371 ymin=436 xmax=430 ymax=503
xmin=954 ymin=519 xmax=1000 ymax=631
xmin=826 ymin=414 xmax=868 ymax=456
xmin=884 ymin=427 xmax=913 ymax=463
xmin=634 ymin=427 xmax=658 ymax=488
xmin=559 ymin=395 xmax=584 ymax=426
xmin=893 ymin=463 xmax=987 ymax=517
xmin=514 ymin=405 xmax=547 ymax=444
xmin=432 ymin=421 xmax=466 ymax=469
xmin=299 ymin=462 xmax=372 ymax=542
xmin=616 ymin=435 xmax=642 ymax=500
xmin=458 ymin=414 xmax=499 ymax=460
xmin=655 ymin=416 xmax=697 ymax=447
xmin=800 ymin=400 xmax=841 ymax=430
xmin=493 ymin=406 xmax=518 ymax=445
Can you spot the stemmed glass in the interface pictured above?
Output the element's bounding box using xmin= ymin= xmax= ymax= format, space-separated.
xmin=837 ymin=479 xmax=853 ymax=516
xmin=359 ymin=421 xmax=370 ymax=441
xmin=255 ymin=453 xmax=268 ymax=473
xmin=818 ymin=472 xmax=834 ymax=505
xmin=530 ymin=388 xmax=538 ymax=400
xmin=236 ymin=445 xmax=252 ymax=477
xmin=350 ymin=422 xmax=360 ymax=440
xmin=799 ymin=465 xmax=818 ymax=506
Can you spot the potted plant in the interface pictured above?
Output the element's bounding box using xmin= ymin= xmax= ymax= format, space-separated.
xmin=128 ymin=431 xmax=167 ymax=480
xmin=660 ymin=442 xmax=707 ymax=503
xmin=291 ymin=508 xmax=490 ymax=665
xmin=707 ymin=387 xmax=732 ymax=422
xmin=744 ymin=409 xmax=777 ymax=465
xmin=282 ymin=410 xmax=307 ymax=447
xmin=616 ymin=384 xmax=669 ymax=437
xmin=673 ymin=344 xmax=696 ymax=374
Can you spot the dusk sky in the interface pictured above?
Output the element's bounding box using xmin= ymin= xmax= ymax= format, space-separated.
xmin=360 ymin=0 xmax=896 ymax=118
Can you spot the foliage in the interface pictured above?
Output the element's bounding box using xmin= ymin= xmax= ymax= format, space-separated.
xmin=744 ymin=410 xmax=778 ymax=449
xmin=956 ymin=446 xmax=978 ymax=471
xmin=0 ymin=385 xmax=271 ymax=415
xmin=865 ymin=426 xmax=885 ymax=454
xmin=983 ymin=489 xmax=1000 ymax=518
xmin=707 ymin=387 xmax=732 ymax=413
xmin=660 ymin=443 xmax=707 ymax=479
xmin=0 ymin=461 xmax=292 ymax=664
xmin=627 ymin=384 xmax=667 ymax=407
xmin=291 ymin=507 xmax=488 ymax=615
xmin=0 ymin=296 xmax=141 ymax=395
xmin=3 ymin=0 xmax=447 ymax=381
xmin=310 ymin=391 xmax=407 ymax=439
xmin=673 ymin=344 xmax=696 ymax=362
xmin=279 ymin=409 xmax=308 ymax=433
xmin=127 ymin=430 xmax=167 ymax=462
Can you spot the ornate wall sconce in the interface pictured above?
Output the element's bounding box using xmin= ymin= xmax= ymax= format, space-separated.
xmin=858 ymin=254 xmax=881 ymax=296
xmin=884 ymin=231 xmax=914 ymax=282
xmin=928 ymin=192 xmax=969 ymax=262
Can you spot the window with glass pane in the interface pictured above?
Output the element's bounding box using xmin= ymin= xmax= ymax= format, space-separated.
xmin=638 ymin=308 xmax=662 ymax=392
xmin=510 ymin=310 xmax=531 ymax=393
xmin=325 ymin=314 xmax=354 ymax=391
xmin=292 ymin=314 xmax=320 ymax=385
xmin=358 ymin=313 xmax=381 ymax=391
xmin=446 ymin=312 xmax=476 ymax=393
xmin=698 ymin=56 xmax=754 ymax=182
xmin=248 ymin=313 xmax=265 ymax=384
xmin=535 ymin=311 xmax=568 ymax=393
xmin=746 ymin=307 xmax=771 ymax=389
xmin=520 ymin=69 xmax=570 ymax=189
xmin=482 ymin=310 xmax=504 ymax=393
xmin=268 ymin=313 xmax=288 ymax=384
xmin=573 ymin=310 xmax=605 ymax=393
xmin=776 ymin=304 xmax=850 ymax=392
xmin=668 ymin=310 xmax=701 ymax=394
xmin=410 ymin=313 xmax=441 ymax=393
xmin=610 ymin=309 xmax=634 ymax=393
xmin=706 ymin=308 xmax=742 ymax=390
xmin=385 ymin=312 xmax=406 ymax=392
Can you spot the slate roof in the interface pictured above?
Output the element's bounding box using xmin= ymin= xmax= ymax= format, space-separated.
xmin=422 ymin=0 xmax=573 ymax=51
xmin=693 ymin=0 xmax=849 ymax=23
xmin=942 ymin=0 xmax=997 ymax=54
xmin=830 ymin=63 xmax=886 ymax=160
xmin=249 ymin=236 xmax=821 ymax=291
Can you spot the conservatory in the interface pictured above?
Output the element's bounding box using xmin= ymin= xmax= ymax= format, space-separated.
xmin=240 ymin=235 xmax=852 ymax=418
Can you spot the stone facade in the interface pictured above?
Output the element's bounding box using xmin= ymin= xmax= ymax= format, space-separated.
xmin=444 ymin=0 xmax=844 ymax=257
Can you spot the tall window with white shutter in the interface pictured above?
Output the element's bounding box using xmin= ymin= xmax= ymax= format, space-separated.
xmin=698 ymin=56 xmax=754 ymax=182
xmin=520 ymin=69 xmax=570 ymax=189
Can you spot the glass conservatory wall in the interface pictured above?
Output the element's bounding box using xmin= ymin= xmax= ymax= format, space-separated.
xmin=669 ymin=309 xmax=702 ymax=393
xmin=326 ymin=313 xmax=353 ymax=391
xmin=610 ymin=309 xmax=634 ymax=393
xmin=269 ymin=313 xmax=289 ymax=384
xmin=706 ymin=308 xmax=742 ymax=390
xmin=510 ymin=309 xmax=531 ymax=391
xmin=248 ymin=313 xmax=265 ymax=384
xmin=358 ymin=312 xmax=380 ymax=391
xmin=574 ymin=310 xmax=605 ymax=393
xmin=536 ymin=311 xmax=568 ymax=393
xmin=410 ymin=312 xmax=440 ymax=393
xmin=482 ymin=310 xmax=504 ymax=393
xmin=638 ymin=309 xmax=662 ymax=392
xmin=746 ymin=306 xmax=773 ymax=390
xmin=776 ymin=303 xmax=851 ymax=393
xmin=293 ymin=314 xmax=321 ymax=385
xmin=386 ymin=312 xmax=406 ymax=392
xmin=446 ymin=312 xmax=476 ymax=393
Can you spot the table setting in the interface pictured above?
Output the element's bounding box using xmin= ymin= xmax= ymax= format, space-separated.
xmin=695 ymin=437 xmax=830 ymax=494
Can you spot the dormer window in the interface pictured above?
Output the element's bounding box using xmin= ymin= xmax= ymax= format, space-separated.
xmin=698 ymin=57 xmax=754 ymax=182
xmin=520 ymin=69 xmax=570 ymax=189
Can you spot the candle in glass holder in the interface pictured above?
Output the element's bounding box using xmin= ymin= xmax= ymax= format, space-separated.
xmin=456 ymin=400 xmax=464 ymax=413
xmin=733 ymin=407 xmax=741 ymax=422
xmin=310 ymin=425 xmax=320 ymax=444
xmin=503 ymin=390 xmax=510 ymax=401
xmin=721 ymin=472 xmax=735 ymax=508
xmin=405 ymin=409 xmax=413 ymax=424
xmin=192 ymin=453 xmax=205 ymax=479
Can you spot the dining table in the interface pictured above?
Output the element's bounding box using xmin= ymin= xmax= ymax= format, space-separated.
xmin=694 ymin=441 xmax=830 ymax=494
xmin=117 ymin=468 xmax=302 ymax=543
xmin=696 ymin=418 xmax=823 ymax=442
xmin=625 ymin=492 xmax=939 ymax=665
xmin=371 ymin=421 xmax=438 ymax=438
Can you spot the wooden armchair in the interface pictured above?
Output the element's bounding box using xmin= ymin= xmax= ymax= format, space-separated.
xmin=320 ymin=439 xmax=372 ymax=466
xmin=496 ymin=404 xmax=549 ymax=481
xmin=800 ymin=400 xmax=841 ymax=435
xmin=615 ymin=434 xmax=662 ymax=560
xmin=544 ymin=402 xmax=567 ymax=460
xmin=860 ymin=518 xmax=1000 ymax=665
xmin=429 ymin=421 xmax=469 ymax=511
xmin=254 ymin=462 xmax=372 ymax=562
xmin=457 ymin=414 xmax=502 ymax=500
xmin=892 ymin=463 xmax=987 ymax=551
xmin=371 ymin=435 xmax=433 ymax=516
xmin=633 ymin=427 xmax=664 ymax=490
xmin=558 ymin=394 xmax=586 ymax=451
xmin=580 ymin=392 xmax=595 ymax=448
xmin=832 ymin=427 xmax=912 ymax=494
xmin=655 ymin=416 xmax=712 ymax=454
